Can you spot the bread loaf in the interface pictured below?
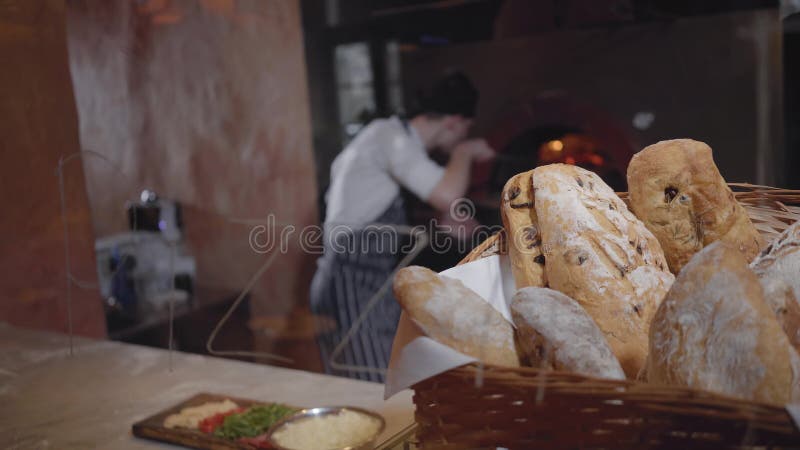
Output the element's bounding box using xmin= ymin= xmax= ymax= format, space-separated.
xmin=511 ymin=287 xmax=625 ymax=380
xmin=532 ymin=163 xmax=673 ymax=377
xmin=501 ymin=170 xmax=546 ymax=288
xmin=750 ymin=220 xmax=800 ymax=350
xmin=627 ymin=139 xmax=763 ymax=273
xmin=648 ymin=242 xmax=800 ymax=404
xmin=393 ymin=266 xmax=520 ymax=367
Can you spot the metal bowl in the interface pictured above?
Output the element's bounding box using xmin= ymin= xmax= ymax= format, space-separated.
xmin=266 ymin=406 xmax=386 ymax=450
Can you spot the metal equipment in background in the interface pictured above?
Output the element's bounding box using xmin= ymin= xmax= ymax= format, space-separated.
xmin=95 ymin=190 xmax=196 ymax=326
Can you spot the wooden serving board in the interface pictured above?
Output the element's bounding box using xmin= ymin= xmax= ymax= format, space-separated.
xmin=132 ymin=392 xmax=298 ymax=449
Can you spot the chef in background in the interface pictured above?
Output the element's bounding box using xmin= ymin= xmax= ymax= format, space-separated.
xmin=310 ymin=71 xmax=494 ymax=382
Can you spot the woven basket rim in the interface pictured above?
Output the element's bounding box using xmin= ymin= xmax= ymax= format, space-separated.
xmin=437 ymin=363 xmax=789 ymax=411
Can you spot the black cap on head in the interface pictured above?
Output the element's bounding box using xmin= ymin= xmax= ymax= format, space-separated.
xmin=422 ymin=71 xmax=478 ymax=118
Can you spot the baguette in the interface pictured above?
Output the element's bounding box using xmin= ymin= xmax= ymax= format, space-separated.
xmin=501 ymin=170 xmax=546 ymax=288
xmin=533 ymin=163 xmax=673 ymax=377
xmin=393 ymin=266 xmax=520 ymax=367
xmin=750 ymin=220 xmax=800 ymax=350
xmin=627 ymin=139 xmax=763 ymax=273
xmin=648 ymin=242 xmax=800 ymax=404
xmin=511 ymin=287 xmax=625 ymax=380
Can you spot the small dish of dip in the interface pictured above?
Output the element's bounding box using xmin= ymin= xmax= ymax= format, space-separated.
xmin=267 ymin=406 xmax=385 ymax=450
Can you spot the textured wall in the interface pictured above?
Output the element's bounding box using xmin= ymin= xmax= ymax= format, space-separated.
xmin=0 ymin=0 xmax=106 ymax=337
xmin=66 ymin=0 xmax=318 ymax=316
xmin=403 ymin=9 xmax=784 ymax=186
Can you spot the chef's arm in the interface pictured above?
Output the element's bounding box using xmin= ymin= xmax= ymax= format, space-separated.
xmin=427 ymin=139 xmax=494 ymax=212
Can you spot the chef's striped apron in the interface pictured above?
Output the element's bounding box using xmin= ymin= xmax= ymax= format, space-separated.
xmin=309 ymin=196 xmax=406 ymax=383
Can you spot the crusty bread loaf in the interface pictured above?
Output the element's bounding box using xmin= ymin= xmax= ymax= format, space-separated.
xmin=393 ymin=266 xmax=520 ymax=367
xmin=648 ymin=242 xmax=800 ymax=404
xmin=627 ymin=139 xmax=764 ymax=273
xmin=511 ymin=287 xmax=625 ymax=380
xmin=501 ymin=170 xmax=546 ymax=289
xmin=532 ymin=164 xmax=674 ymax=378
xmin=750 ymin=220 xmax=800 ymax=350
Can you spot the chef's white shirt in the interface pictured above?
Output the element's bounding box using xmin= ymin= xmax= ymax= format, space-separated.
xmin=324 ymin=116 xmax=445 ymax=227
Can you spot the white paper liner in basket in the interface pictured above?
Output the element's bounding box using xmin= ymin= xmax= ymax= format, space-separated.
xmin=384 ymin=254 xmax=517 ymax=399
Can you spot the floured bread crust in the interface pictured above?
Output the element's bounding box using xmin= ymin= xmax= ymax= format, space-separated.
xmin=533 ymin=164 xmax=674 ymax=378
xmin=511 ymin=287 xmax=625 ymax=380
xmin=627 ymin=139 xmax=763 ymax=273
xmin=751 ymin=220 xmax=800 ymax=351
xmin=648 ymin=242 xmax=800 ymax=405
xmin=501 ymin=170 xmax=546 ymax=288
xmin=393 ymin=266 xmax=520 ymax=367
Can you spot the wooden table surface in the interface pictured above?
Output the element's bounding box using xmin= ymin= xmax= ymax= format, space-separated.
xmin=0 ymin=322 xmax=413 ymax=449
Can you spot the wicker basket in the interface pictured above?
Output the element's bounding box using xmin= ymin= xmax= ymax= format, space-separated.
xmin=412 ymin=184 xmax=800 ymax=449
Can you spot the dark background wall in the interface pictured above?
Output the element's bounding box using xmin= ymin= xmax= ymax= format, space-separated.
xmin=401 ymin=9 xmax=785 ymax=186
xmin=785 ymin=10 xmax=800 ymax=189
xmin=0 ymin=0 xmax=106 ymax=337
xmin=302 ymin=1 xmax=792 ymax=205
